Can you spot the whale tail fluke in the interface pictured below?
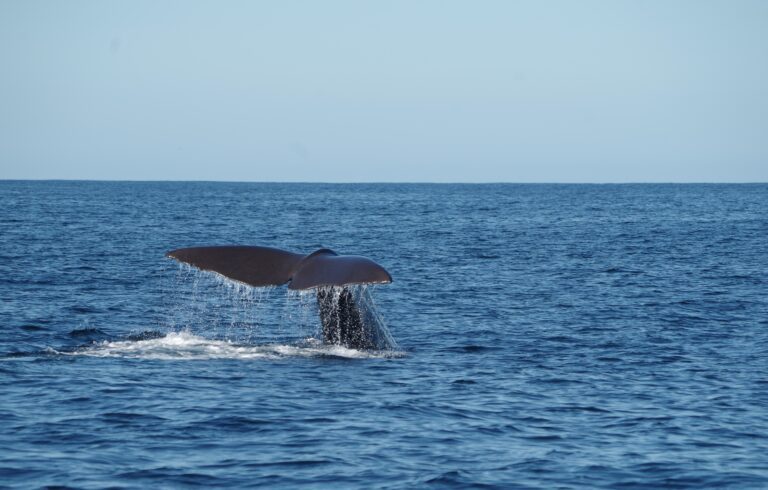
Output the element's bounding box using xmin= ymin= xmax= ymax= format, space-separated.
xmin=166 ymin=246 xmax=392 ymax=290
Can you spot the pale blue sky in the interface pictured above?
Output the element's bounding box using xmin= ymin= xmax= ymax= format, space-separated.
xmin=1 ymin=0 xmax=766 ymax=182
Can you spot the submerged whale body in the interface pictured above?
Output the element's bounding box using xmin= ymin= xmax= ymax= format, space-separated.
xmin=165 ymin=246 xmax=396 ymax=350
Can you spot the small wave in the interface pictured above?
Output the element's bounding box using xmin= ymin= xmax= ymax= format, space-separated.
xmin=20 ymin=324 xmax=48 ymax=332
xmin=69 ymin=327 xmax=108 ymax=338
xmin=61 ymin=331 xmax=404 ymax=361
xmin=443 ymin=344 xmax=502 ymax=353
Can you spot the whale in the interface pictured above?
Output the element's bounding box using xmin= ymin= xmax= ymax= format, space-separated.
xmin=165 ymin=246 xmax=396 ymax=350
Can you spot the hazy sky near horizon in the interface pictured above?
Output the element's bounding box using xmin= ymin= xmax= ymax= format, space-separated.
xmin=1 ymin=1 xmax=767 ymax=182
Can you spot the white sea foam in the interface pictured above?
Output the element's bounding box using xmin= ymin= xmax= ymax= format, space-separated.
xmin=64 ymin=331 xmax=404 ymax=360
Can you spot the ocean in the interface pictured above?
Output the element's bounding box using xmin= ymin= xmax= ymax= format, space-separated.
xmin=1 ymin=181 xmax=766 ymax=488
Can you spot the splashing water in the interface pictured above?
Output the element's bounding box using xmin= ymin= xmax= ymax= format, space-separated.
xmin=163 ymin=263 xmax=283 ymax=343
xmin=133 ymin=263 xmax=402 ymax=359
xmin=315 ymin=284 xmax=399 ymax=350
xmin=58 ymin=331 xmax=404 ymax=360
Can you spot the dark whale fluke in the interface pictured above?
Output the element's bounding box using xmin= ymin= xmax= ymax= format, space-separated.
xmin=165 ymin=246 xmax=392 ymax=290
xmin=165 ymin=246 xmax=395 ymax=350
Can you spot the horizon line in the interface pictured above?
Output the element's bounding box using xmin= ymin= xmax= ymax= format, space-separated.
xmin=1 ymin=178 xmax=766 ymax=185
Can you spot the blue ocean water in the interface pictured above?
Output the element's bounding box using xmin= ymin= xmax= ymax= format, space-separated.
xmin=1 ymin=181 xmax=767 ymax=489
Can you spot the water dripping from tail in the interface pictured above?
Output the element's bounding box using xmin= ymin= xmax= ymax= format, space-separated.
xmin=315 ymin=285 xmax=398 ymax=351
xmin=164 ymin=263 xmax=399 ymax=353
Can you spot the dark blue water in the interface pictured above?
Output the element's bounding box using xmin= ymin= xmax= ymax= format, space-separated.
xmin=1 ymin=182 xmax=767 ymax=489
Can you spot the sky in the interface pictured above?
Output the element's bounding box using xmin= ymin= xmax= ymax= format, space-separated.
xmin=1 ymin=0 xmax=766 ymax=182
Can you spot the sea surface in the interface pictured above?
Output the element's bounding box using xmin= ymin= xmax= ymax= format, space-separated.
xmin=1 ymin=181 xmax=767 ymax=489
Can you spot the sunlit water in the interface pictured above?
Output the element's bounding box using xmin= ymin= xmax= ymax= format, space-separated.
xmin=1 ymin=182 xmax=767 ymax=488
